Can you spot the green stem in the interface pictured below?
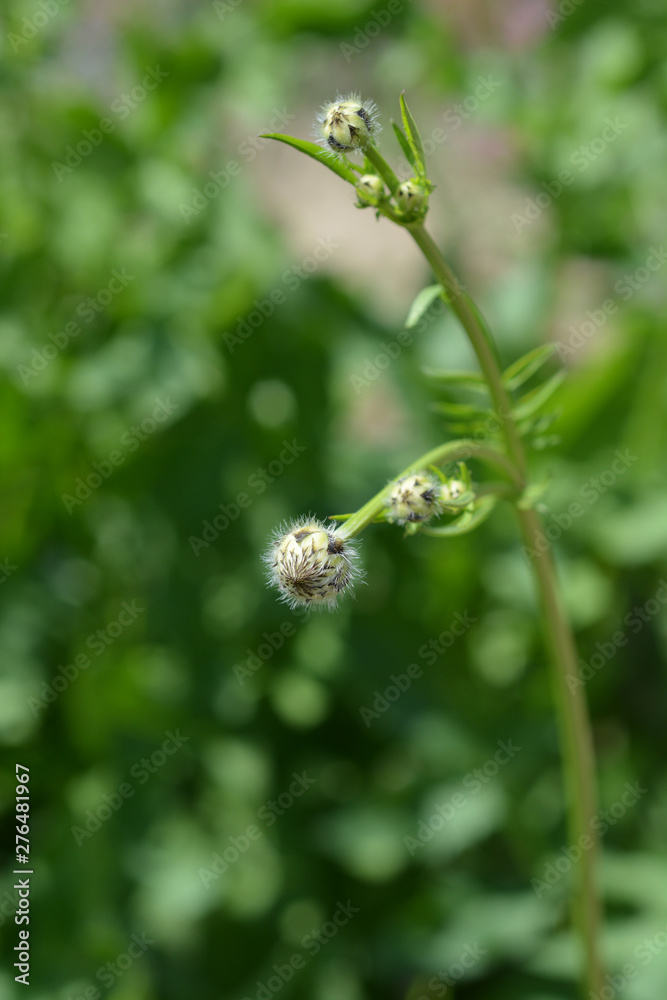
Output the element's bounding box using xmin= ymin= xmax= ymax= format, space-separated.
xmin=406 ymin=225 xmax=604 ymax=998
xmin=337 ymin=438 xmax=519 ymax=540
xmin=364 ymin=143 xmax=401 ymax=193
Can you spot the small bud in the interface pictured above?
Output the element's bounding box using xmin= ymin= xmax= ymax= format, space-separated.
xmin=385 ymin=473 xmax=443 ymax=526
xmin=395 ymin=180 xmax=426 ymax=215
xmin=357 ymin=174 xmax=384 ymax=201
xmin=316 ymin=95 xmax=380 ymax=155
xmin=264 ymin=517 xmax=361 ymax=610
xmin=441 ymin=479 xmax=466 ymax=503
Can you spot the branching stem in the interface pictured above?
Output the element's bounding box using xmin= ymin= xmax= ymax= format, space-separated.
xmin=405 ymin=221 xmax=604 ymax=999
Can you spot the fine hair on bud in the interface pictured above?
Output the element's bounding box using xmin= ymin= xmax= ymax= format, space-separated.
xmin=315 ymin=94 xmax=380 ymax=156
xmin=385 ymin=472 xmax=444 ymax=526
xmin=264 ymin=517 xmax=362 ymax=611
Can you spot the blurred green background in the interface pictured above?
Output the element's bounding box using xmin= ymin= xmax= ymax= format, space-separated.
xmin=1 ymin=1 xmax=667 ymax=998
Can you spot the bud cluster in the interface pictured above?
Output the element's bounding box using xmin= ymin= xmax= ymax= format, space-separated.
xmin=385 ymin=470 xmax=470 ymax=527
xmin=385 ymin=473 xmax=443 ymax=526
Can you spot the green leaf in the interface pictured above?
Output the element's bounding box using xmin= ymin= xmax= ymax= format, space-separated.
xmin=391 ymin=121 xmax=416 ymax=167
xmin=405 ymin=284 xmax=444 ymax=328
xmin=514 ymin=370 xmax=566 ymax=421
xmin=260 ymin=134 xmax=358 ymax=185
xmin=422 ymin=497 xmax=498 ymax=537
xmin=441 ymin=490 xmax=476 ymax=510
xmin=433 ymin=400 xmax=491 ymax=420
xmin=422 ymin=368 xmax=488 ymax=394
xmin=503 ymin=344 xmax=558 ymax=392
xmin=399 ymin=92 xmax=426 ymax=178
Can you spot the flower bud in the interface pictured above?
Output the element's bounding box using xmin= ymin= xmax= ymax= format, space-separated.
xmin=316 ymin=95 xmax=379 ymax=155
xmin=264 ymin=518 xmax=360 ymax=610
xmin=395 ymin=180 xmax=426 ymax=215
xmin=357 ymin=174 xmax=384 ymax=201
xmin=441 ymin=479 xmax=466 ymax=503
xmin=385 ymin=473 xmax=443 ymax=526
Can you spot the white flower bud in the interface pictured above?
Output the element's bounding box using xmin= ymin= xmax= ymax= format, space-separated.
xmin=357 ymin=174 xmax=384 ymax=201
xmin=395 ymin=180 xmax=426 ymax=215
xmin=441 ymin=479 xmax=466 ymax=503
xmin=316 ymin=95 xmax=380 ymax=155
xmin=385 ymin=473 xmax=443 ymax=526
xmin=264 ymin=518 xmax=361 ymax=610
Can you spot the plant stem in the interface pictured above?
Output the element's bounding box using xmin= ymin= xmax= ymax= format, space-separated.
xmin=407 ymin=224 xmax=604 ymax=998
xmin=337 ymin=439 xmax=519 ymax=540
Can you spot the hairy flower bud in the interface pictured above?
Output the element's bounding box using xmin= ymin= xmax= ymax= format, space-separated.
xmin=385 ymin=473 xmax=443 ymax=526
xmin=264 ymin=518 xmax=361 ymax=610
xmin=316 ymin=95 xmax=379 ymax=155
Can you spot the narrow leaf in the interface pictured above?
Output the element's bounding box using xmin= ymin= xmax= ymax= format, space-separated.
xmin=423 ymin=497 xmax=498 ymax=537
xmin=422 ymin=368 xmax=488 ymax=394
xmin=399 ymin=92 xmax=426 ymax=178
xmin=433 ymin=400 xmax=491 ymax=420
xmin=441 ymin=490 xmax=476 ymax=509
xmin=391 ymin=121 xmax=416 ymax=167
xmin=503 ymin=344 xmax=558 ymax=391
xmin=514 ymin=370 xmax=566 ymax=421
xmin=405 ymin=284 xmax=444 ymax=328
xmin=261 ymin=134 xmax=357 ymax=185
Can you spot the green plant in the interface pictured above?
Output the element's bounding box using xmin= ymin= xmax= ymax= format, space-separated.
xmin=263 ymin=93 xmax=604 ymax=999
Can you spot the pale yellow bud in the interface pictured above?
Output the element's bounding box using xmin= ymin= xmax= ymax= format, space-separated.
xmin=316 ymin=95 xmax=380 ymax=155
xmin=357 ymin=174 xmax=385 ymax=201
xmin=264 ymin=518 xmax=361 ymax=610
xmin=385 ymin=473 xmax=443 ymax=526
